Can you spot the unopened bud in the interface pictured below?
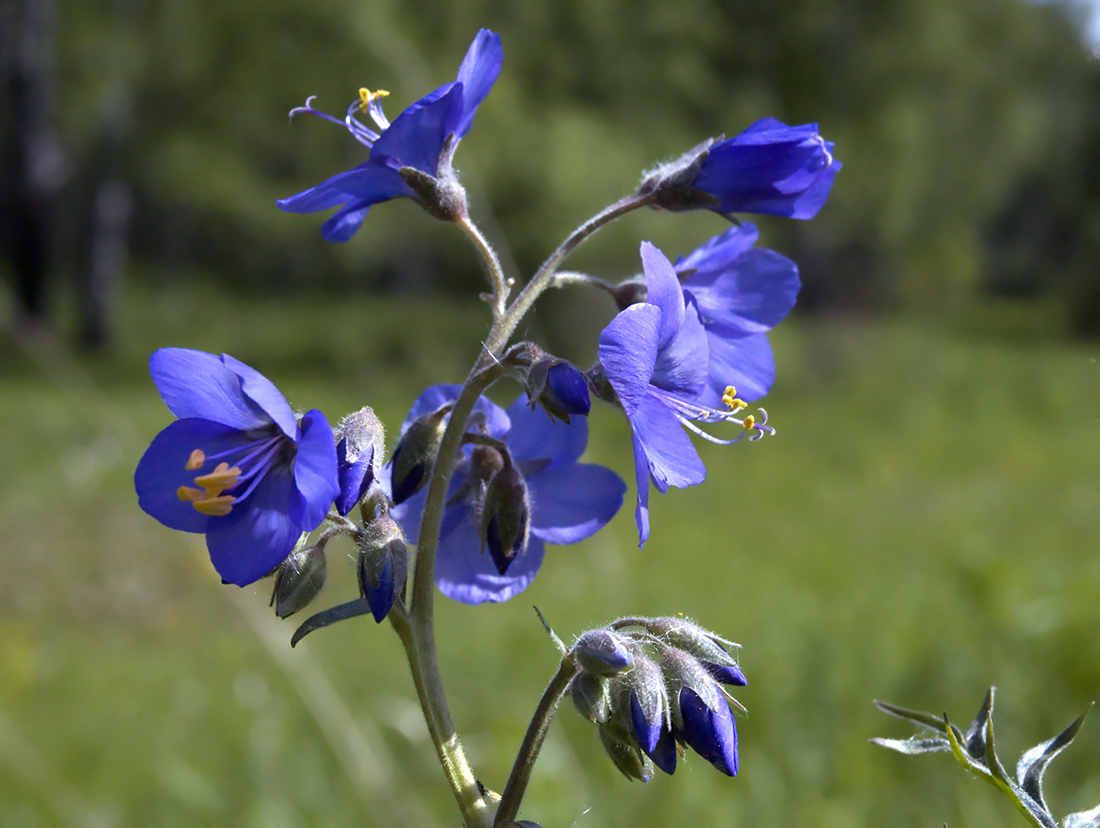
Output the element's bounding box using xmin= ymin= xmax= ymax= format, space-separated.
xmin=571 ymin=671 xmax=612 ymax=724
xmin=525 ymin=357 xmax=590 ymax=423
xmin=573 ymin=630 xmax=632 ymax=676
xmin=389 ymin=404 xmax=451 ymax=504
xmin=270 ymin=545 xmax=327 ymax=618
xmin=598 ymin=722 xmax=653 ymax=783
xmin=480 ymin=453 xmax=529 ymax=575
xmin=335 ymin=407 xmax=385 ymax=516
xmin=636 ymin=137 xmax=722 ymax=212
xmin=357 ymin=513 xmax=409 ymax=623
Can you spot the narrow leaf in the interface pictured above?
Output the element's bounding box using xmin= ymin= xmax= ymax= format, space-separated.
xmin=871 ymin=736 xmax=951 ymax=755
xmin=1018 ymin=704 xmax=1093 ymax=811
xmin=874 ymin=699 xmax=949 ymax=733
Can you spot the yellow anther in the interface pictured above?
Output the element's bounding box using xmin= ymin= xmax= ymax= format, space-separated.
xmin=722 ymin=385 xmax=747 ymax=412
xmin=191 ymin=496 xmax=235 ymax=517
xmin=185 ymin=449 xmax=205 ymax=470
xmin=178 ymin=486 xmax=204 ymax=503
xmin=358 ymin=88 xmax=390 ymax=111
xmin=742 ymin=414 xmax=755 ymax=430
xmin=177 ymin=484 xmax=236 ymax=516
xmin=192 ymin=461 xmax=241 ymax=495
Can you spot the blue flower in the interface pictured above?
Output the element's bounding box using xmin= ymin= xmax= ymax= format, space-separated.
xmin=278 ymin=29 xmax=503 ymax=241
xmin=135 ymin=348 xmax=340 ymax=586
xmin=675 ymin=223 xmax=800 ymax=406
xmin=644 ymin=118 xmax=840 ymax=220
xmin=387 ymin=384 xmax=626 ymax=604
xmin=597 ymin=242 xmax=773 ymax=546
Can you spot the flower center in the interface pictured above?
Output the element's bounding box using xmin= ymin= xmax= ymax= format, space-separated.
xmin=176 ymin=434 xmax=290 ymax=517
xmin=651 ymin=384 xmax=776 ymax=445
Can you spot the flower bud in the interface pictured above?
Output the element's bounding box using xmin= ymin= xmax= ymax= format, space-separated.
xmin=626 ymin=654 xmax=668 ymax=756
xmin=598 ymin=721 xmax=653 ymax=783
xmin=571 ymin=671 xmax=612 ymax=724
xmin=678 ymin=686 xmax=738 ymax=776
xmin=574 ymin=629 xmax=632 ymax=676
xmin=660 ymin=647 xmax=725 ymax=724
xmin=608 ymin=279 xmax=648 ymax=311
xmin=644 ymin=617 xmax=746 ymax=686
xmin=357 ymin=513 xmax=408 ymax=623
xmin=525 ymin=357 xmax=590 ymax=423
xmin=479 ymin=453 xmax=529 ymax=575
xmin=270 ymin=544 xmax=327 ymax=618
xmin=389 ymin=404 xmax=451 ymax=504
xmin=335 ymin=407 xmax=385 ymax=516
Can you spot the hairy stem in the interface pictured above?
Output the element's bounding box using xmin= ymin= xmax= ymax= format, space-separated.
xmin=495 ymin=656 xmax=579 ymax=826
xmin=458 ymin=215 xmax=510 ymax=320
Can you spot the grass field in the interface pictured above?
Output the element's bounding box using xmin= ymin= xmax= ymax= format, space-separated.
xmin=1 ymin=280 xmax=1098 ymax=828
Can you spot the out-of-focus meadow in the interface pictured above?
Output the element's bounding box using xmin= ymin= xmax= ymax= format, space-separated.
xmin=2 ymin=1 xmax=1099 ymax=826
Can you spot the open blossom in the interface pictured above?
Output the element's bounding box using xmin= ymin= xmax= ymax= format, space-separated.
xmin=643 ymin=118 xmax=840 ymax=220
xmin=597 ymin=242 xmax=774 ymax=545
xmin=277 ymin=29 xmax=503 ymax=241
xmin=386 ymin=385 xmax=625 ymax=604
xmin=676 ymin=223 xmax=800 ymax=406
xmin=134 ymin=348 xmax=339 ymax=586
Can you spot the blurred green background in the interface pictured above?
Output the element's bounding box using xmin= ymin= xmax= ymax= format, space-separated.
xmin=2 ymin=0 xmax=1099 ymax=826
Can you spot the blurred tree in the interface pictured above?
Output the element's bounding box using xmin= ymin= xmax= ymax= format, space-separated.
xmin=30 ymin=0 xmax=1100 ymax=335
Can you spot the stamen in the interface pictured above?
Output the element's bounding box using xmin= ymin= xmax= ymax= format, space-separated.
xmin=358 ymin=88 xmax=389 ymax=112
xmin=177 ymin=486 xmax=236 ymax=517
xmin=193 ymin=461 xmax=241 ymax=495
xmin=722 ymin=385 xmax=747 ymax=412
xmin=185 ymin=449 xmax=205 ymax=471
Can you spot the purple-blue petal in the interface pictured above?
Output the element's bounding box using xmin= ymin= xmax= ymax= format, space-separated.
xmin=598 ymin=303 xmax=660 ymax=416
xmin=631 ymin=690 xmax=663 ymax=755
xmin=372 ymin=85 xmax=464 ymax=175
xmin=705 ymin=661 xmax=748 ymax=687
xmin=675 ymin=224 xmax=760 ymax=275
xmin=699 ymin=331 xmax=776 ymax=406
xmin=149 ymin=349 xmax=269 ymax=431
xmin=135 ymin=418 xmax=247 ymax=533
xmin=205 ymin=464 xmax=304 ymax=587
xmin=336 ymin=441 xmax=375 ymax=516
xmin=649 ymin=297 xmax=708 ymax=399
xmin=693 ymin=119 xmax=839 ymax=219
xmin=631 ymin=393 xmax=707 ymax=493
xmin=684 ymin=247 xmax=800 ymax=337
xmin=630 ymin=429 xmax=653 ymax=546
xmin=220 ymin=353 xmax=298 ymax=438
xmin=434 ymin=501 xmax=546 ymax=604
xmin=451 ymin=29 xmax=503 ymax=139
xmin=320 ymin=202 xmax=373 ymax=243
xmin=678 ymin=687 xmax=738 ymax=776
xmin=504 ymin=397 xmax=587 ymax=468
xmin=401 ymin=384 xmax=509 ymax=439
xmin=649 ymin=727 xmax=678 ymax=775
xmin=639 ymin=241 xmax=684 ymax=350
xmin=527 ymin=463 xmax=625 ymax=545
xmin=289 ymin=409 xmax=340 ymax=530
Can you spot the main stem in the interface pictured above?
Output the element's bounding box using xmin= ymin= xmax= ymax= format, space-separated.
xmin=397 ymin=192 xmax=653 ymax=826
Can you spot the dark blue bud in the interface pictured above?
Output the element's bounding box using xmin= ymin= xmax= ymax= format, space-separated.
xmin=357 ymin=513 xmax=408 ymax=623
xmin=335 ymin=407 xmax=385 ymax=515
xmin=678 ymin=686 xmax=738 ymax=776
xmin=525 ymin=358 xmax=590 ymax=423
xmin=389 ymin=404 xmax=451 ymax=504
xmin=270 ymin=545 xmax=327 ymax=618
xmin=626 ymin=656 xmax=667 ymax=756
xmin=573 ymin=630 xmax=632 ymax=676
xmin=479 ymin=453 xmax=529 ymax=575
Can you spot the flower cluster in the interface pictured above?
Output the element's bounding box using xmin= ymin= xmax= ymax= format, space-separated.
xmin=570 ymin=617 xmax=747 ymax=780
xmin=134 ymin=27 xmax=840 ymax=820
xmin=386 ymin=385 xmax=625 ymax=604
